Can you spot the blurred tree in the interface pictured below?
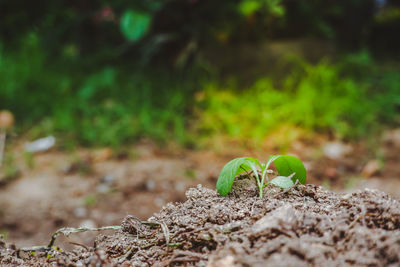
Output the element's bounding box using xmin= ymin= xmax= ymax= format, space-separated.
xmin=1 ymin=0 xmax=398 ymax=64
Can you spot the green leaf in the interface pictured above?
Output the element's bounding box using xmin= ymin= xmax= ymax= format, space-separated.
xmin=273 ymin=155 xmax=307 ymax=184
xmin=269 ymin=176 xmax=294 ymax=189
xmin=239 ymin=164 xmax=251 ymax=173
xmin=216 ymin=157 xmax=249 ymax=196
xmin=246 ymin=157 xmax=262 ymax=168
xmin=121 ymin=10 xmax=151 ymax=42
xmin=266 ymin=155 xmax=281 ymax=169
xmin=245 ymin=159 xmax=261 ymax=185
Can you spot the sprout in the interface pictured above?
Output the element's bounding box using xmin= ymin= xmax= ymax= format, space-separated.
xmin=216 ymin=155 xmax=307 ymax=198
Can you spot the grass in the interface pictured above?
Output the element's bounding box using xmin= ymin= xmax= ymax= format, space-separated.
xmin=196 ymin=54 xmax=400 ymax=144
xmin=0 ymin=33 xmax=198 ymax=148
xmin=1 ymin=34 xmax=399 ymax=148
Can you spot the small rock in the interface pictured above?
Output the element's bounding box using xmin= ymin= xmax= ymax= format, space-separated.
xmin=174 ymin=182 xmax=186 ymax=192
xmin=207 ymin=255 xmax=235 ymax=267
xmin=24 ymin=136 xmax=55 ymax=153
xmin=146 ymin=180 xmax=155 ymax=191
xmin=102 ymin=174 xmax=115 ymax=184
xmin=342 ymin=193 xmax=352 ymax=200
xmin=362 ymin=160 xmax=380 ymax=177
xmin=97 ymin=184 xmax=110 ymax=193
xmin=154 ymin=197 xmax=165 ymax=207
xmin=322 ymin=141 xmax=352 ymax=159
xmin=73 ymin=207 xmax=88 ymax=218
xmin=324 ymin=167 xmax=338 ymax=179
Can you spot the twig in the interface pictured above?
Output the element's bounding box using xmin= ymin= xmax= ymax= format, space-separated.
xmin=48 ymin=225 xmax=122 ymax=248
xmin=172 ymin=250 xmax=208 ymax=260
xmin=169 ymin=256 xmax=203 ymax=264
xmin=141 ymin=221 xmax=161 ymax=227
xmin=170 ymin=227 xmax=206 ymax=242
xmin=160 ymin=221 xmax=170 ymax=247
xmin=68 ymin=241 xmax=89 ymax=251
xmin=17 ymin=225 xmax=123 ymax=256
xmin=18 ymin=246 xmax=51 ymax=253
xmin=273 ymin=179 xmax=299 ymax=198
xmin=349 ymin=215 xmax=362 ymax=229
xmin=118 ymin=248 xmax=134 ymax=263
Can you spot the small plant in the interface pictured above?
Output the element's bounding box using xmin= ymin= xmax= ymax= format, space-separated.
xmin=216 ymin=155 xmax=306 ymax=198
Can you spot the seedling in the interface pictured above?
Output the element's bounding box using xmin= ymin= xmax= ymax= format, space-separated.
xmin=216 ymin=155 xmax=306 ymax=198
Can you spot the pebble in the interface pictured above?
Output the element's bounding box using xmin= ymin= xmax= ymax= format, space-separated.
xmin=74 ymin=207 xmax=88 ymax=218
xmin=174 ymin=182 xmax=186 ymax=192
xmin=324 ymin=167 xmax=338 ymax=179
xmin=323 ymin=141 xmax=352 ymax=159
xmin=362 ymin=160 xmax=380 ymax=177
xmin=102 ymin=174 xmax=115 ymax=184
xmin=155 ymin=197 xmax=165 ymax=207
xmin=97 ymin=184 xmax=110 ymax=193
xmin=146 ymin=180 xmax=155 ymax=191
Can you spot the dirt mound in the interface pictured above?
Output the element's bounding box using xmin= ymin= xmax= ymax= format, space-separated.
xmin=1 ymin=180 xmax=400 ymax=266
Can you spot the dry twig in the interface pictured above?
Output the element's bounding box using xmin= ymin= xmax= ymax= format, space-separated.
xmin=273 ymin=179 xmax=299 ymax=198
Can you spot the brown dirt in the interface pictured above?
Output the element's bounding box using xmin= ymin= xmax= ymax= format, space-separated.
xmin=2 ymin=130 xmax=400 ymax=266
xmin=1 ymin=180 xmax=400 ymax=266
xmin=0 ymin=141 xmax=231 ymax=248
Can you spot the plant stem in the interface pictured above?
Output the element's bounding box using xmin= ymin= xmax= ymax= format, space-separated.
xmin=248 ymin=165 xmax=262 ymax=196
xmin=258 ymin=167 xmax=270 ymax=199
xmin=256 ymin=177 xmax=263 ymax=199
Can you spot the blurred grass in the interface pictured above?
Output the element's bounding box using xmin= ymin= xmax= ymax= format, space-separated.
xmin=196 ymin=53 xmax=400 ymax=143
xmin=1 ymin=34 xmax=400 ymax=148
xmin=0 ymin=34 xmax=197 ymax=148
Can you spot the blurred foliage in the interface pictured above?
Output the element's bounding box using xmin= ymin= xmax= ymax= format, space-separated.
xmin=2 ymin=0 xmax=398 ymax=64
xmin=196 ymin=54 xmax=400 ymax=142
xmin=0 ymin=35 xmax=198 ymax=147
xmin=0 ymin=0 xmax=399 ymax=147
xmin=0 ymin=0 xmax=285 ymax=59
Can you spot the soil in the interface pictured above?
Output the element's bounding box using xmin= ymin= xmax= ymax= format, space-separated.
xmin=1 ymin=130 xmax=400 ymax=265
xmin=1 ymin=180 xmax=400 ymax=266
xmin=0 ymin=141 xmax=226 ymax=248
